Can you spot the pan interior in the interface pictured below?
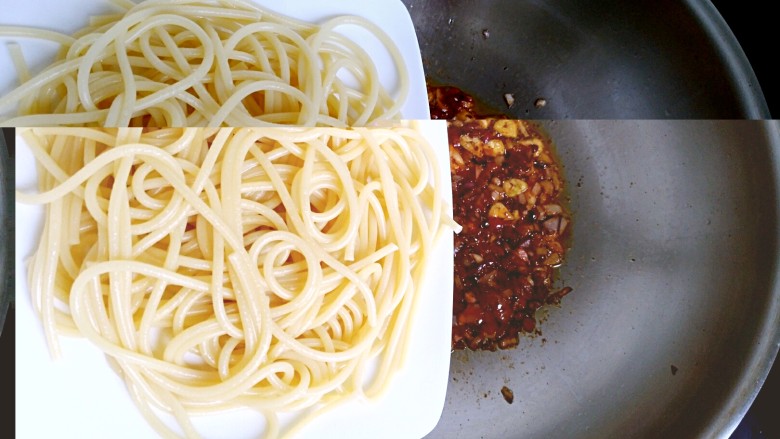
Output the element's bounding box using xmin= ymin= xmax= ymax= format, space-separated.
xmin=403 ymin=0 xmax=769 ymax=119
xmin=427 ymin=120 xmax=780 ymax=439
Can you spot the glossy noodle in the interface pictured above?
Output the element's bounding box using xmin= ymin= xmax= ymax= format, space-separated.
xmin=17 ymin=125 xmax=456 ymax=438
xmin=0 ymin=0 xmax=408 ymax=127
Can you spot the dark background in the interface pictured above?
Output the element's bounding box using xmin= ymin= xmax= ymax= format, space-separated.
xmin=712 ymin=2 xmax=779 ymax=119
xmin=1 ymin=2 xmax=778 ymax=437
xmin=1 ymin=127 xmax=13 ymax=438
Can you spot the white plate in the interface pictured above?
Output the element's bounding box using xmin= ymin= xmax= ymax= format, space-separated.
xmin=14 ymin=120 xmax=452 ymax=439
xmin=0 ymin=0 xmax=429 ymax=121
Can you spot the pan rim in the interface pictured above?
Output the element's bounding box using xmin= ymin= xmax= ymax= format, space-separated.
xmin=685 ymin=0 xmax=771 ymax=120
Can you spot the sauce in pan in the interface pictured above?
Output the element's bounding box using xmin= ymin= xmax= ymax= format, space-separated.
xmin=430 ymin=87 xmax=572 ymax=351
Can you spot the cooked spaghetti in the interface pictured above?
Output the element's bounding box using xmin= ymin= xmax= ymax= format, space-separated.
xmin=0 ymin=0 xmax=408 ymax=127
xmin=17 ymin=125 xmax=455 ymax=438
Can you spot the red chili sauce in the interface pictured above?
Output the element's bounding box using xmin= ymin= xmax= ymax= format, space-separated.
xmin=428 ymin=85 xmax=478 ymax=120
xmin=429 ymin=85 xmax=571 ymax=351
xmin=428 ymin=84 xmax=503 ymax=120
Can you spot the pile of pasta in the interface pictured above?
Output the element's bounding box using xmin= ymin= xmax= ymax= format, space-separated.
xmin=0 ymin=0 xmax=408 ymax=127
xmin=18 ymin=125 xmax=455 ymax=438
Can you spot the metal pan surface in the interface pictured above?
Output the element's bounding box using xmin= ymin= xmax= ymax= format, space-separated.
xmin=403 ymin=0 xmax=770 ymax=119
xmin=404 ymin=1 xmax=777 ymax=436
xmin=426 ymin=120 xmax=780 ymax=438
